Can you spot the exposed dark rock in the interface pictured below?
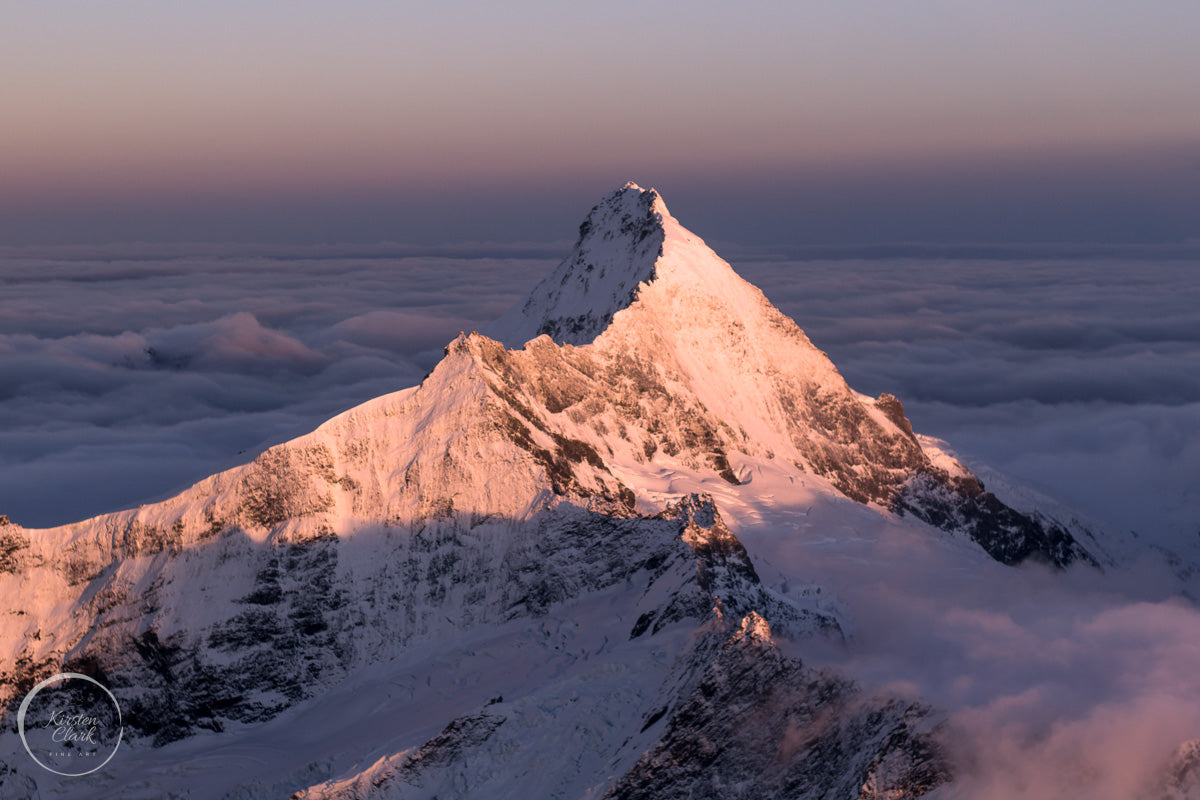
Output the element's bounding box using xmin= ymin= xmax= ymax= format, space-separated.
xmin=1151 ymin=738 xmax=1200 ymax=800
xmin=607 ymin=614 xmax=950 ymax=800
xmin=896 ymin=469 xmax=1097 ymax=568
xmin=876 ymin=393 xmax=919 ymax=443
xmin=0 ymin=528 xmax=27 ymax=573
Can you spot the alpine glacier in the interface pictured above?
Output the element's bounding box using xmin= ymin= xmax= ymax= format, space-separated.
xmin=1 ymin=183 xmax=1194 ymax=799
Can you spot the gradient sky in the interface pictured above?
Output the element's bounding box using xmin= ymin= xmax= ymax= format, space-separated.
xmin=3 ymin=1 xmax=1200 ymax=245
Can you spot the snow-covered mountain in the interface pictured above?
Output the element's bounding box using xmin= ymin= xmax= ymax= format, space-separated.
xmin=0 ymin=183 xmax=1181 ymax=798
xmin=489 ymin=182 xmax=1099 ymax=567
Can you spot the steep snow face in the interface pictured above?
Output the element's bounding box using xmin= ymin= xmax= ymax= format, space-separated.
xmin=490 ymin=181 xmax=919 ymax=504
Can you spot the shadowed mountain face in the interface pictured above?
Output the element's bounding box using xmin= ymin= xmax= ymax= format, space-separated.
xmin=0 ymin=183 xmax=1114 ymax=798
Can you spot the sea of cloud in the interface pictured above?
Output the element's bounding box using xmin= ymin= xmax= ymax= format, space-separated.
xmin=1 ymin=243 xmax=1196 ymax=542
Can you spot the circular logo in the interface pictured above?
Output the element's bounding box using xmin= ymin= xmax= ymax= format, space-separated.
xmin=17 ymin=673 xmax=123 ymax=776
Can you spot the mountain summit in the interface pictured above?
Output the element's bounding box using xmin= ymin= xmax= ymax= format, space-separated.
xmin=488 ymin=181 xmax=669 ymax=346
xmin=0 ymin=184 xmax=1109 ymax=798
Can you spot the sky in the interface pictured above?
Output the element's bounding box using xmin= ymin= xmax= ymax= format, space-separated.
xmin=3 ymin=1 xmax=1200 ymax=245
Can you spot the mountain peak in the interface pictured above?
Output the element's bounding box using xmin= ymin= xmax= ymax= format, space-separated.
xmin=614 ymin=180 xmax=666 ymax=211
xmin=487 ymin=182 xmax=701 ymax=348
xmin=484 ymin=183 xmax=1097 ymax=569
